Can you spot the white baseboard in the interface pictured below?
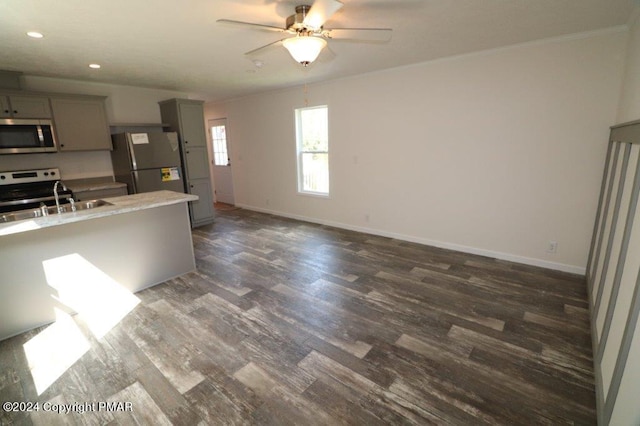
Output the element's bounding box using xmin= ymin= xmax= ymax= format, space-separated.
xmin=235 ymin=203 xmax=586 ymax=276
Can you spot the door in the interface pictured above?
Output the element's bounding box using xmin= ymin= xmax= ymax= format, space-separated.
xmin=208 ymin=118 xmax=235 ymax=205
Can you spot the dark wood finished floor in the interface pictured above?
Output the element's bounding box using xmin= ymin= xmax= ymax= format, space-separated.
xmin=0 ymin=209 xmax=595 ymax=425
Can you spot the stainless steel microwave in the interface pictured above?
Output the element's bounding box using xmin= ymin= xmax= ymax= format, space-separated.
xmin=0 ymin=118 xmax=57 ymax=154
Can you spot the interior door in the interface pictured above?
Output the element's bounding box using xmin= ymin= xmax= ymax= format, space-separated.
xmin=208 ymin=118 xmax=235 ymax=205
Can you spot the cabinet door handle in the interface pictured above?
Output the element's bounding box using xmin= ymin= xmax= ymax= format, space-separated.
xmin=185 ymin=140 xmax=188 ymax=144
xmin=190 ymin=185 xmax=194 ymax=188
xmin=13 ymin=110 xmax=17 ymax=114
xmin=186 ymin=151 xmax=190 ymax=154
xmin=3 ymin=110 xmax=8 ymax=113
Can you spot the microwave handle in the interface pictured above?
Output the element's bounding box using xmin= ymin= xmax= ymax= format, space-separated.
xmin=36 ymin=125 xmax=44 ymax=143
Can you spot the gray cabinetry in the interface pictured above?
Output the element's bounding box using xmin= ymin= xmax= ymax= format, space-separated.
xmin=50 ymin=96 xmax=111 ymax=151
xmin=188 ymin=178 xmax=216 ymax=224
xmin=159 ymin=98 xmax=215 ymax=227
xmin=0 ymin=94 xmax=51 ymax=118
xmin=587 ymin=119 xmax=640 ymax=425
xmin=0 ymin=97 xmax=10 ymax=118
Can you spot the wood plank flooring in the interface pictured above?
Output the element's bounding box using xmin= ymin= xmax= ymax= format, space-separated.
xmin=0 ymin=209 xmax=596 ymax=425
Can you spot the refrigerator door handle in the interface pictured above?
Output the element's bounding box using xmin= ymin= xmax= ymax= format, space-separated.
xmin=128 ymin=138 xmax=139 ymax=171
xmin=132 ymin=170 xmax=139 ymax=194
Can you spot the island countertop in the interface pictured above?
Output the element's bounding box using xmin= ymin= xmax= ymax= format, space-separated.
xmin=0 ymin=190 xmax=198 ymax=237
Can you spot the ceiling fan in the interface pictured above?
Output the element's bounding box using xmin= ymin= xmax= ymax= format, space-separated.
xmin=217 ymin=0 xmax=393 ymax=66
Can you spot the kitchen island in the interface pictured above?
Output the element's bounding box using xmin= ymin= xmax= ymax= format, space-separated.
xmin=0 ymin=190 xmax=198 ymax=341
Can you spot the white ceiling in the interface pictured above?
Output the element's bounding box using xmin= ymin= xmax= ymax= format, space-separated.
xmin=0 ymin=0 xmax=636 ymax=102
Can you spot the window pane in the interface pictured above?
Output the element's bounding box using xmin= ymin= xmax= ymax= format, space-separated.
xmin=301 ymin=152 xmax=329 ymax=193
xmin=296 ymin=105 xmax=329 ymax=196
xmin=211 ymin=125 xmax=228 ymax=166
xmin=300 ymin=107 xmax=328 ymax=152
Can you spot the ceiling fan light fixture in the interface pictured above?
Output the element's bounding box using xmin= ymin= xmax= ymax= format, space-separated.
xmin=282 ymin=36 xmax=327 ymax=66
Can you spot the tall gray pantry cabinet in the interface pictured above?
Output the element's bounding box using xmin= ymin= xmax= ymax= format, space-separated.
xmin=159 ymin=98 xmax=215 ymax=227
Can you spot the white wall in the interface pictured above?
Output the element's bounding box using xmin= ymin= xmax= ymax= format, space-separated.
xmin=0 ymin=76 xmax=188 ymax=179
xmin=205 ymin=29 xmax=628 ymax=273
xmin=617 ymin=10 xmax=640 ymax=123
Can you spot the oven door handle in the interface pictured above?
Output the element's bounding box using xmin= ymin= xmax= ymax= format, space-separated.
xmin=0 ymin=195 xmax=69 ymax=208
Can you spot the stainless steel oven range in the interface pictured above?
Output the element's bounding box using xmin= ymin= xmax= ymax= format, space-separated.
xmin=0 ymin=168 xmax=74 ymax=214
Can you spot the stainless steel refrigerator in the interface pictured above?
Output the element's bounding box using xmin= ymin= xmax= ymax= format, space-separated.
xmin=110 ymin=132 xmax=186 ymax=194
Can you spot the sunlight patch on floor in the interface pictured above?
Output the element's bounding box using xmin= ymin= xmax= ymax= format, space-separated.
xmin=23 ymin=253 xmax=141 ymax=396
xmin=23 ymin=308 xmax=90 ymax=396
xmin=42 ymin=253 xmax=140 ymax=339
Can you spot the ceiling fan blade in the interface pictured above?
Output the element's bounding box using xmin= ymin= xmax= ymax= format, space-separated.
xmin=325 ymin=28 xmax=392 ymax=42
xmin=303 ymin=0 xmax=344 ymax=30
xmin=244 ymin=38 xmax=287 ymax=56
xmin=217 ymin=19 xmax=285 ymax=33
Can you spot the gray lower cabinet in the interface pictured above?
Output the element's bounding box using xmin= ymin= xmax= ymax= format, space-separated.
xmin=50 ymin=96 xmax=111 ymax=151
xmin=188 ymin=178 xmax=215 ymax=224
xmin=159 ymin=98 xmax=215 ymax=227
xmin=0 ymin=94 xmax=51 ymax=118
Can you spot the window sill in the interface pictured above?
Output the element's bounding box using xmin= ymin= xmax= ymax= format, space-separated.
xmin=297 ymin=191 xmax=330 ymax=199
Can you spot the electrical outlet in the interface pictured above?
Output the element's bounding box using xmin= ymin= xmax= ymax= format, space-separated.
xmin=547 ymin=241 xmax=558 ymax=254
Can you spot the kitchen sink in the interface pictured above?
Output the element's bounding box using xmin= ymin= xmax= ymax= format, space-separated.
xmin=0 ymin=199 xmax=113 ymax=223
xmin=69 ymin=199 xmax=113 ymax=211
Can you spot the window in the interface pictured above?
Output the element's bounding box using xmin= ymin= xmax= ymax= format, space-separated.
xmin=296 ymin=105 xmax=329 ymax=195
xmin=211 ymin=120 xmax=229 ymax=166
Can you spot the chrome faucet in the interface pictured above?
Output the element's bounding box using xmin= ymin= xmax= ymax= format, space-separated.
xmin=53 ymin=180 xmax=67 ymax=214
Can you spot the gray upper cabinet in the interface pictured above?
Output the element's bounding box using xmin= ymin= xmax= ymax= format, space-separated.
xmin=0 ymin=94 xmax=51 ymax=118
xmin=180 ymin=103 xmax=207 ymax=147
xmin=159 ymin=98 xmax=215 ymax=227
xmin=50 ymin=96 xmax=111 ymax=151
xmin=0 ymin=97 xmax=10 ymax=118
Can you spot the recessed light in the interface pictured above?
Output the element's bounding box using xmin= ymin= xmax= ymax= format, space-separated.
xmin=88 ymin=64 xmax=101 ymax=69
xmin=26 ymin=32 xmax=44 ymax=39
